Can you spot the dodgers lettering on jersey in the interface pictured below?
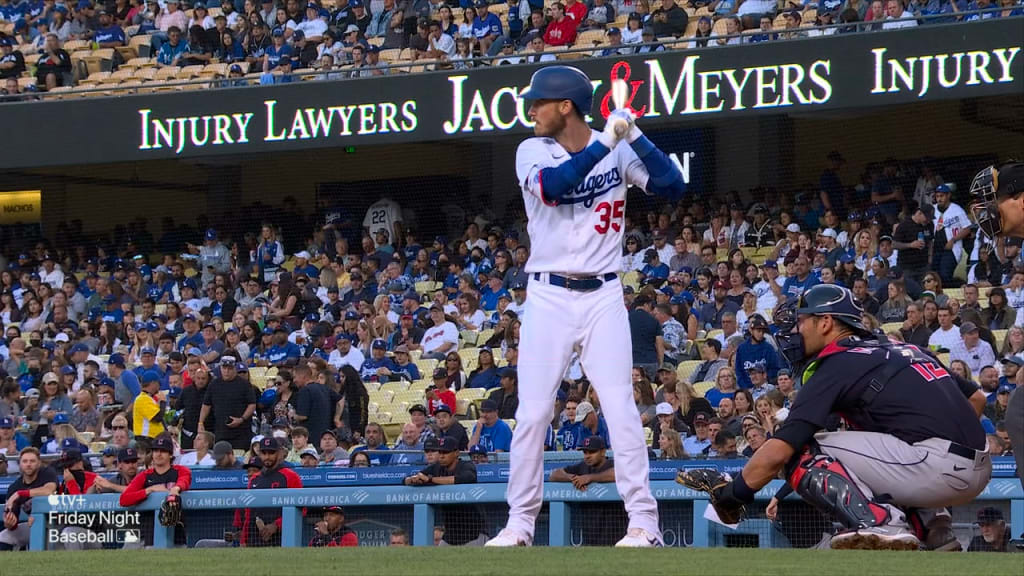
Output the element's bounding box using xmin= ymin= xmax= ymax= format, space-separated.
xmin=516 ymin=132 xmax=650 ymax=276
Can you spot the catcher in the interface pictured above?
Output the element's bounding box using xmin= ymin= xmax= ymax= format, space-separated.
xmin=120 ymin=434 xmax=191 ymax=546
xmin=678 ymin=284 xmax=990 ymax=550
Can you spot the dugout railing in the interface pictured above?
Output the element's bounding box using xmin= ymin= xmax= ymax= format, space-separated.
xmin=25 ymin=477 xmax=1024 ymax=550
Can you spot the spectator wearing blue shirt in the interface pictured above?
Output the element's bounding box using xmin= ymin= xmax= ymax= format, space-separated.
xmin=389 ymin=345 xmax=421 ymax=381
xmin=196 ymin=323 xmax=226 ymax=364
xmin=267 ymin=326 xmax=302 ymax=367
xmin=470 ymin=399 xmax=513 ymax=451
xmin=0 ymin=416 xmax=31 ymax=452
xmin=107 ymin=353 xmax=141 ymax=405
xmin=998 ymin=356 xmax=1021 ymax=389
xmin=748 ymin=15 xmax=777 ymax=41
xmin=682 ymin=412 xmax=713 ymax=455
xmin=466 ymin=348 xmax=500 ymax=389
xmin=263 ymin=28 xmax=293 ymax=69
xmin=360 ymin=338 xmax=398 ymax=382
xmin=471 ymin=0 xmax=503 ymax=54
xmin=479 ymin=272 xmax=510 ymax=311
xmin=572 ymin=401 xmax=610 ymax=449
xmin=733 ymin=315 xmax=782 ymax=389
xmin=781 ymin=255 xmax=820 ymax=301
xmin=157 ymin=26 xmax=190 ymax=67
xmin=699 ymin=280 xmax=740 ymax=330
xmin=132 ymin=347 xmax=170 ymax=390
xmin=640 ymin=249 xmax=670 ymax=282
xmin=93 ymin=10 xmax=126 ymax=49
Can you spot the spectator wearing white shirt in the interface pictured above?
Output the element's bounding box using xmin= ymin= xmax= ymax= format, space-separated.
xmin=621 ymin=13 xmax=643 ymax=45
xmin=188 ymin=1 xmax=216 ymax=29
xmin=39 ymin=254 xmax=65 ymax=289
xmin=949 ymin=322 xmax=996 ymax=377
xmin=328 ymin=335 xmax=365 ymax=371
xmin=178 ymin=431 xmax=217 ymax=466
xmin=927 ymin=305 xmax=962 ymax=352
xmin=522 ymin=33 xmax=557 ymax=63
xmin=425 ymin=20 xmax=456 ymax=60
xmin=881 ymin=0 xmax=917 ymax=28
xmin=294 ymin=3 xmax=327 ymax=42
xmin=422 ymin=304 xmax=459 ymax=360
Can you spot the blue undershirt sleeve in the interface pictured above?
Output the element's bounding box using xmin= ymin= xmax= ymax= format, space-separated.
xmin=630 ymin=135 xmax=686 ymax=201
xmin=537 ymin=140 xmax=612 ymax=204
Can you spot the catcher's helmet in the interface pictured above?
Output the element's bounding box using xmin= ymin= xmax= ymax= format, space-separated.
xmin=520 ymin=65 xmax=594 ymax=116
xmin=969 ymin=161 xmax=1024 ymax=238
xmin=795 ymin=284 xmax=867 ymax=334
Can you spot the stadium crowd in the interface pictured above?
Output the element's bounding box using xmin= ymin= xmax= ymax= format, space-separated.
xmin=0 ymin=0 xmax=1021 ymax=95
xmin=0 ymin=152 xmax=1017 ymax=550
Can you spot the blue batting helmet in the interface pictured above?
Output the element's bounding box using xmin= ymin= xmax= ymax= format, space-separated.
xmin=520 ymin=65 xmax=593 ymax=116
xmin=794 ymin=284 xmax=867 ymax=334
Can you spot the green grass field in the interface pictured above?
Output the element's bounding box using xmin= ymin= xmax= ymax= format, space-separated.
xmin=4 ymin=548 xmax=1023 ymax=576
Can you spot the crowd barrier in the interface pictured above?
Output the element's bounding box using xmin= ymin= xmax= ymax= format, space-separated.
xmin=24 ymin=474 xmax=1024 ymax=550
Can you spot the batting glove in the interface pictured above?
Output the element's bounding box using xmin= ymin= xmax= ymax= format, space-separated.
xmin=609 ymin=109 xmax=642 ymax=144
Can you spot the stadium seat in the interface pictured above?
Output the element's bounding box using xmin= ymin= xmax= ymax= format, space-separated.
xmin=363 ymin=380 xmax=381 ymax=392
xmin=407 ymin=380 xmax=429 ymax=393
xmin=368 ymin=401 xmax=379 ymax=415
xmin=937 ymin=352 xmax=950 ymax=366
xmin=414 ymin=358 xmax=438 ymax=377
xmin=502 ymin=419 xmax=516 ymax=430
xmin=460 ymin=330 xmax=479 ymax=347
xmin=17 ymin=77 xmax=36 ymax=91
xmin=63 ymin=40 xmax=91 ymax=53
xmin=133 ymin=66 xmax=157 ymax=80
xmin=78 ymin=71 xmax=111 ymax=86
xmin=82 ymin=49 xmax=115 ymax=75
xmin=109 ymin=68 xmax=136 ymax=82
xmin=945 ymin=288 xmax=963 ymax=301
xmin=477 ymin=328 xmax=494 ymax=345
xmin=644 ymin=427 xmax=654 ymax=445
xmin=381 ymin=421 xmax=402 ymax=439
xmin=706 ymin=329 xmax=723 ymax=341
xmin=575 ymin=29 xmax=606 ymax=47
xmin=393 ymin=390 xmax=426 ymax=406
xmin=378 ymin=49 xmax=401 ymax=63
xmin=201 ymin=63 xmax=229 ymax=77
xmin=369 ymin=390 xmax=395 ymax=405
xmin=154 ymin=66 xmax=181 ymax=81
xmin=414 ymin=280 xmax=441 ymax=294
xmin=993 ymin=329 xmax=1007 ymax=352
xmin=880 ymin=322 xmax=903 ymax=334
xmin=379 ymin=381 xmax=410 ymax=394
xmin=458 ymin=348 xmax=480 ymax=371
xmin=712 ymin=17 xmax=729 ymax=37
xmin=177 ymin=65 xmax=205 ymax=79
xmin=693 ymin=381 xmax=715 ymax=397
xmin=390 ymin=410 xmax=412 ymax=424
xmin=676 ymin=360 xmax=702 ymax=382
xmin=801 ymin=9 xmax=817 ymax=26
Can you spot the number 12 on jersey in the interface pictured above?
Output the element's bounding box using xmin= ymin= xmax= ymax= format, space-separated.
xmin=594 ymin=200 xmax=624 ymax=234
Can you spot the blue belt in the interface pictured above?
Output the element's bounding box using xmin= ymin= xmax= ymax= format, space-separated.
xmin=534 ymin=272 xmax=617 ymax=292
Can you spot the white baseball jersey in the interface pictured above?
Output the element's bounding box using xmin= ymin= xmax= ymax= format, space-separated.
xmin=363 ymin=198 xmax=403 ymax=246
xmin=516 ymin=131 xmax=650 ymax=276
xmin=933 ymin=202 xmax=969 ymax=261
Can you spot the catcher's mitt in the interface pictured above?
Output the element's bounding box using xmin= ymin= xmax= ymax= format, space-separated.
xmin=675 ymin=468 xmax=745 ymax=525
xmin=159 ymin=494 xmax=183 ymax=527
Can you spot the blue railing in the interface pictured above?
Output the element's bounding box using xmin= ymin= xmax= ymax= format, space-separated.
xmin=26 ymin=476 xmax=1023 ymax=550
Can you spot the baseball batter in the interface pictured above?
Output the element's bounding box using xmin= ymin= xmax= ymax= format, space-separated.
xmin=486 ymin=66 xmax=685 ymax=547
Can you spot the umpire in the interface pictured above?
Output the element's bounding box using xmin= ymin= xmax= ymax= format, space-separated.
xmin=707 ymin=284 xmax=991 ymax=551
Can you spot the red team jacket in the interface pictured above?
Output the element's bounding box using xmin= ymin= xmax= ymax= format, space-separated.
xmin=233 ymin=465 xmax=304 ymax=547
xmin=119 ymin=465 xmax=193 ymax=507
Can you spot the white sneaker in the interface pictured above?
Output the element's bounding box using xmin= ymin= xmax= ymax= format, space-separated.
xmin=485 ymin=529 xmax=532 ymax=547
xmin=830 ymin=525 xmax=920 ymax=551
xmin=615 ymin=528 xmax=664 ymax=547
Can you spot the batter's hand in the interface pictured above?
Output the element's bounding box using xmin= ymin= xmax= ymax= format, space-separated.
xmin=599 ymin=113 xmax=627 ymax=150
xmin=608 ymin=109 xmax=642 ymax=144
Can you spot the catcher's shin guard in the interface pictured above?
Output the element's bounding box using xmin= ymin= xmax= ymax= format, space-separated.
xmin=788 ymin=451 xmax=890 ymax=530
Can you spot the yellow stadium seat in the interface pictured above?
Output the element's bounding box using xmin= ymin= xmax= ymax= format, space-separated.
xmin=378 ymin=48 xmax=401 ymax=63
xmin=575 ymin=29 xmax=605 ymax=46
xmin=390 ymin=410 xmax=411 ymax=424
xmin=456 ymin=398 xmax=472 ymax=417
xmin=381 ymin=421 xmax=402 ymax=438
xmin=363 ymin=380 xmax=381 ymax=392
xmin=380 ymin=381 xmax=410 ymax=395
xmin=706 ymin=329 xmax=723 ymax=342
xmin=675 ymin=360 xmax=702 ymax=382
xmin=460 ymin=330 xmax=479 ymax=347
xmin=393 ymin=390 xmax=426 ymax=406
xmin=881 ymin=323 xmax=903 ymax=335
xmin=458 ymin=348 xmax=480 ymax=372
xmin=693 ymin=381 xmax=715 ymax=397
xmin=369 ymin=390 xmax=394 ymax=405
xmin=477 ymin=329 xmax=494 ymax=346
xmin=644 ymin=427 xmax=654 ymax=446
xmin=937 ymin=353 xmax=950 ymax=366
xmin=368 ymin=402 xmax=379 ymax=415
xmin=177 ymin=64 xmax=204 ymax=79
xmin=502 ymin=419 xmax=516 ymax=430
xmin=409 ymin=349 xmax=422 ymax=362
xmin=154 ymin=66 xmax=181 ymax=81
xmin=993 ymin=329 xmax=1007 ymax=352
xmin=944 ymin=288 xmax=963 ymax=301
xmin=407 ymin=380 xmax=429 ymax=393
xmin=414 ymin=358 xmax=438 ymax=377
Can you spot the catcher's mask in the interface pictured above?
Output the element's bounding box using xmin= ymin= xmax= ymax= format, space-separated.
xmin=969 ymin=162 xmax=1024 ymax=239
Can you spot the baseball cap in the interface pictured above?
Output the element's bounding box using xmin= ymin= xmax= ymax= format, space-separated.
xmin=305 ymin=312 xmax=320 ymax=323
xmin=151 ymin=435 xmax=174 ymax=453
xmin=500 ymin=367 xmax=517 ymax=379
xmin=140 ymin=369 xmax=162 ymax=383
xmin=820 ymin=228 xmax=837 ymax=239
xmin=60 ymin=365 xmax=76 ymax=376
xmin=344 ymin=23 xmax=359 ymax=34
xmin=606 ymin=27 xmax=620 ymax=35
xmin=345 ymin=310 xmax=361 ymax=320
xmin=205 ymin=228 xmax=218 ymax=241
xmin=786 ymin=223 xmax=801 ymax=233
xmin=117 ymin=447 xmax=139 ymax=463
xmin=976 ymin=507 xmax=1003 ymax=524
xmin=54 ymin=333 xmax=70 ymax=343
xmin=713 ymin=280 xmax=728 ymax=290
xmin=394 ymin=344 xmax=410 ymax=354
xmin=746 ymin=363 xmax=766 ymax=373
xmin=959 ymin=322 xmax=979 ymax=335
xmin=371 ymin=338 xmax=387 ymax=350
xmin=324 ymin=505 xmax=345 ymax=516
xmin=60 ymin=448 xmax=84 ymax=465
xmin=243 ymin=457 xmax=263 ymax=470
xmin=574 ymin=401 xmax=595 ymax=423
xmin=693 ymin=412 xmax=710 ymax=425
xmin=52 ymin=413 xmax=69 ymax=424
xmin=140 ymin=346 xmax=156 ymax=356
xmin=934 ymin=183 xmax=952 ymax=195
xmin=435 ymin=403 xmax=452 ymax=415
xmin=436 ymin=436 xmax=458 ymax=452
xmin=655 ymin=402 xmax=674 ymax=416
xmin=69 ymin=343 xmax=90 ymax=354
xmin=272 ymin=28 xmax=284 ymax=36
xmin=213 ymin=441 xmax=234 ymax=460
xmin=469 ymin=444 xmax=487 ymax=455
xmin=777 ymin=368 xmax=793 ymax=378
xmin=259 ymin=436 xmax=282 ymax=453
xmin=1000 ymin=356 xmax=1024 ymax=367
xmin=0 ymin=417 xmax=13 ymax=429
xmin=997 ymin=384 xmax=1015 ymax=394
xmin=300 ymin=447 xmax=320 ymax=460
xmin=580 ymin=436 xmax=606 ymax=452
xmin=220 ymin=355 xmax=238 ymax=365
xmin=480 ymin=399 xmax=498 ymax=413
xmin=408 ymin=403 xmax=427 ymax=415
xmin=432 ymin=367 xmax=447 ymax=379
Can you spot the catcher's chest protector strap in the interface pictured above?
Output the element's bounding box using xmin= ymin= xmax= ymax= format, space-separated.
xmin=788 ymin=452 xmax=890 ymax=530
